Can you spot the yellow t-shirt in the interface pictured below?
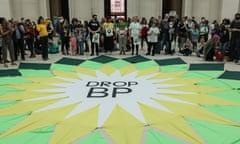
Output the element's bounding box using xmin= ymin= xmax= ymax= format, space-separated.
xmin=36 ymin=20 xmax=51 ymax=37
xmin=103 ymin=22 xmax=114 ymax=37
xmin=102 ymin=22 xmax=114 ymax=30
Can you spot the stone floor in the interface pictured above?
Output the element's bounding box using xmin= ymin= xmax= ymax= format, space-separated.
xmin=0 ymin=48 xmax=239 ymax=71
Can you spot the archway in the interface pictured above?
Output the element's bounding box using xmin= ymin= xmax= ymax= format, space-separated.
xmin=162 ymin=0 xmax=182 ymax=18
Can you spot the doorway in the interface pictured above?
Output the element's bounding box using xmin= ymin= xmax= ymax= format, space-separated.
xmin=162 ymin=0 xmax=182 ymax=18
xmin=104 ymin=0 xmax=127 ymax=19
xmin=49 ymin=0 xmax=69 ymax=20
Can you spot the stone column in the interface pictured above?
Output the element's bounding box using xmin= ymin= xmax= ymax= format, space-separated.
xmin=182 ymin=0 xmax=193 ymax=17
xmin=0 ymin=0 xmax=12 ymax=19
xmin=221 ymin=0 xmax=240 ymax=20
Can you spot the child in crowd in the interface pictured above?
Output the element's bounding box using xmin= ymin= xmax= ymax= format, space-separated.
xmin=180 ymin=38 xmax=193 ymax=56
xmin=196 ymin=37 xmax=205 ymax=57
xmin=77 ymin=24 xmax=85 ymax=55
xmin=70 ymin=32 xmax=77 ymax=55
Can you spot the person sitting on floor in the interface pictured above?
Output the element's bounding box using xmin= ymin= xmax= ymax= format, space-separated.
xmin=180 ymin=38 xmax=193 ymax=56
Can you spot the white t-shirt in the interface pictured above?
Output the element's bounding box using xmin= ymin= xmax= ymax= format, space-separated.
xmin=147 ymin=27 xmax=160 ymax=43
xmin=129 ymin=22 xmax=141 ymax=38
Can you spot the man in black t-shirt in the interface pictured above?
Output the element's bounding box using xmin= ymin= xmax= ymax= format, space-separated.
xmin=88 ymin=14 xmax=101 ymax=56
xmin=230 ymin=13 xmax=240 ymax=64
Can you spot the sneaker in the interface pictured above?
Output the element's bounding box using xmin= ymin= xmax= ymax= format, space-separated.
xmin=11 ymin=62 xmax=17 ymax=66
xmin=4 ymin=63 xmax=8 ymax=68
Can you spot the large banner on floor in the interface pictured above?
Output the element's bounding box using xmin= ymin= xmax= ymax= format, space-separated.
xmin=0 ymin=55 xmax=240 ymax=144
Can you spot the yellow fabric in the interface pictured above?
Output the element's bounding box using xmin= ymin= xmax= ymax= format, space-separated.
xmin=136 ymin=66 xmax=159 ymax=77
xmin=0 ymin=91 xmax=63 ymax=101
xmin=52 ymin=70 xmax=81 ymax=80
xmin=99 ymin=64 xmax=117 ymax=76
xmin=76 ymin=67 xmax=96 ymax=77
xmin=140 ymin=103 xmax=204 ymax=144
xmin=49 ymin=105 xmax=99 ymax=144
xmin=119 ymin=64 xmax=136 ymax=76
xmin=0 ymin=102 xmax=78 ymax=138
xmin=103 ymin=105 xmax=144 ymax=144
xmin=36 ymin=20 xmax=51 ymax=37
xmin=0 ymin=98 xmax=65 ymax=116
xmin=154 ymin=99 xmax=237 ymax=126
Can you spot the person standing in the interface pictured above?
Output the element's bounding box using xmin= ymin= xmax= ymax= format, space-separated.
xmin=36 ymin=16 xmax=51 ymax=61
xmin=60 ymin=19 xmax=70 ymax=55
xmin=24 ymin=19 xmax=36 ymax=58
xmin=88 ymin=14 xmax=101 ymax=56
xmin=1 ymin=18 xmax=16 ymax=67
xmin=230 ymin=13 xmax=240 ymax=64
xmin=146 ymin=21 xmax=159 ymax=56
xmin=116 ymin=18 xmax=128 ymax=55
xmin=12 ymin=21 xmax=25 ymax=61
xmin=129 ymin=16 xmax=141 ymax=55
xmin=102 ymin=16 xmax=114 ymax=54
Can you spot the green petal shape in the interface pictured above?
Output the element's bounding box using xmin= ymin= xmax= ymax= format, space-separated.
xmin=160 ymin=64 xmax=187 ymax=72
xmin=76 ymin=130 xmax=108 ymax=144
xmin=0 ymin=114 xmax=29 ymax=134
xmin=197 ymin=79 xmax=240 ymax=89
xmin=203 ymin=105 xmax=240 ymax=124
xmin=0 ymin=101 xmax=18 ymax=109
xmin=146 ymin=129 xmax=183 ymax=144
xmin=108 ymin=60 xmax=130 ymax=69
xmin=0 ymin=86 xmax=22 ymax=95
xmin=50 ymin=64 xmax=76 ymax=72
xmin=0 ymin=77 xmax=31 ymax=85
xmin=207 ymin=90 xmax=240 ymax=102
xmin=187 ymin=119 xmax=240 ymax=144
xmin=79 ymin=61 xmax=103 ymax=70
xmin=182 ymin=71 xmax=223 ymax=78
xmin=135 ymin=61 xmax=159 ymax=70
xmin=0 ymin=125 xmax=55 ymax=144
xmin=19 ymin=70 xmax=53 ymax=77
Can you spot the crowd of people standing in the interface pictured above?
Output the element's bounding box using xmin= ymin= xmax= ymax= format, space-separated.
xmin=0 ymin=12 xmax=240 ymax=68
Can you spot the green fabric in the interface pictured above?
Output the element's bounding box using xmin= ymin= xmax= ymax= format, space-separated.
xmin=154 ymin=58 xmax=186 ymax=66
xmin=90 ymin=55 xmax=117 ymax=64
xmin=108 ymin=59 xmax=130 ymax=69
xmin=182 ymin=71 xmax=223 ymax=78
xmin=160 ymin=64 xmax=187 ymax=72
xmin=135 ymin=61 xmax=159 ymax=70
xmin=79 ymin=61 xmax=103 ymax=70
xmin=197 ymin=79 xmax=240 ymax=89
xmin=187 ymin=119 xmax=240 ymax=144
xmin=0 ymin=114 xmax=29 ymax=134
xmin=0 ymin=77 xmax=31 ymax=85
xmin=207 ymin=90 xmax=240 ymax=102
xmin=146 ymin=129 xmax=183 ymax=144
xmin=19 ymin=70 xmax=53 ymax=77
xmin=55 ymin=58 xmax=85 ymax=66
xmin=50 ymin=64 xmax=76 ymax=72
xmin=189 ymin=63 xmax=224 ymax=71
xmin=0 ymin=86 xmax=22 ymax=95
xmin=0 ymin=70 xmax=21 ymax=77
xmin=0 ymin=125 xmax=55 ymax=144
xmin=19 ymin=63 xmax=51 ymax=70
xmin=76 ymin=130 xmax=108 ymax=144
xmin=123 ymin=55 xmax=150 ymax=63
xmin=0 ymin=101 xmax=18 ymax=109
xmin=219 ymin=71 xmax=240 ymax=80
xmin=203 ymin=105 xmax=240 ymax=124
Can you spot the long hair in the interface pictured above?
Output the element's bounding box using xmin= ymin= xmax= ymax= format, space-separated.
xmin=37 ymin=16 xmax=44 ymax=24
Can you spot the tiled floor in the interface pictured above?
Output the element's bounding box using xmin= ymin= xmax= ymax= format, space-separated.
xmin=1 ymin=48 xmax=239 ymax=71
